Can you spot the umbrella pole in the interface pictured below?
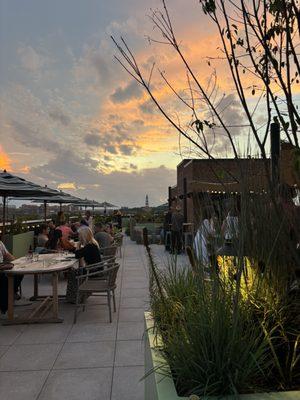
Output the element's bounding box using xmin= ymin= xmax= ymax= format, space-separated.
xmin=44 ymin=200 xmax=47 ymax=222
xmin=2 ymin=196 xmax=6 ymax=237
xmin=60 ymin=203 xmax=62 ymax=212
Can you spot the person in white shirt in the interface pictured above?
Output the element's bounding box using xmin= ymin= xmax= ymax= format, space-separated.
xmin=194 ymin=208 xmax=216 ymax=267
xmin=221 ymin=205 xmax=239 ymax=242
xmin=0 ymin=241 xmax=23 ymax=316
xmin=217 ymin=202 xmax=240 ymax=257
xmin=85 ymin=210 xmax=94 ymax=233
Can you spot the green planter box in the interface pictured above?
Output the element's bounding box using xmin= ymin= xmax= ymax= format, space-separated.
xmin=144 ymin=312 xmax=299 ymax=400
xmin=12 ymin=231 xmax=34 ymax=258
xmin=3 ymin=231 xmax=34 ymax=258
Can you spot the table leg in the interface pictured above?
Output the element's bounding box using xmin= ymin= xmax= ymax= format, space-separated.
xmin=7 ymin=275 xmax=14 ymax=320
xmin=34 ymin=274 xmax=39 ymax=298
xmin=52 ymin=272 xmax=58 ymax=318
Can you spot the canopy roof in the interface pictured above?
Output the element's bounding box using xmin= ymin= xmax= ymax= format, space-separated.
xmin=30 ymin=194 xmax=84 ymax=204
xmin=98 ymin=201 xmax=117 ymax=208
xmin=71 ymin=198 xmax=102 ymax=207
xmin=0 ymin=171 xmax=58 ymax=198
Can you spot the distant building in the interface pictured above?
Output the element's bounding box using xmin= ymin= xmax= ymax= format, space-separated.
xmin=169 ymin=142 xmax=300 ymax=228
xmin=145 ymin=194 xmax=149 ymax=208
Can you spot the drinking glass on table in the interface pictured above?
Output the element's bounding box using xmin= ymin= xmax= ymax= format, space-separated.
xmin=33 ymin=252 xmax=39 ymax=262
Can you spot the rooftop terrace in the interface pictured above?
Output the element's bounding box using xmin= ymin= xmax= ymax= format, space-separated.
xmin=0 ymin=236 xmax=167 ymax=400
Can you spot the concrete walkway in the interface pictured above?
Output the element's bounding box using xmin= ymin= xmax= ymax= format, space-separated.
xmin=0 ymin=237 xmax=151 ymax=400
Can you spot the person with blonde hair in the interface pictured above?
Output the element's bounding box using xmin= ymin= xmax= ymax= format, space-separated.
xmin=66 ymin=227 xmax=101 ymax=303
xmin=75 ymin=227 xmax=101 ymax=266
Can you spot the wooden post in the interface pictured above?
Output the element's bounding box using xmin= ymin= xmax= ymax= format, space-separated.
xmin=52 ymin=272 xmax=58 ymax=318
xmin=168 ymin=186 xmax=172 ymax=208
xmin=270 ymin=122 xmax=280 ymax=186
xmin=2 ymin=196 xmax=6 ymax=236
xmin=7 ymin=275 xmax=14 ymax=320
xmin=44 ymin=200 xmax=47 ymax=222
xmin=183 ymin=178 xmax=188 ymax=223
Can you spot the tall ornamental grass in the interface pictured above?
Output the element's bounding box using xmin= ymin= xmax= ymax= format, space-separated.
xmin=145 ymin=189 xmax=300 ymax=397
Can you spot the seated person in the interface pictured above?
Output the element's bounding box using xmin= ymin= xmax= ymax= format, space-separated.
xmin=66 ymin=228 xmax=101 ymax=303
xmin=45 ymin=229 xmax=62 ymax=251
xmin=46 ymin=229 xmax=75 ymax=252
xmin=48 ymin=220 xmax=56 ymax=241
xmin=105 ymin=223 xmax=114 ymax=236
xmin=37 ymin=224 xmax=49 ymax=247
xmin=0 ymin=240 xmax=23 ymax=317
xmin=94 ymin=222 xmax=113 ymax=248
xmin=75 ymin=227 xmax=101 ymax=266
xmin=78 ymin=219 xmax=89 ymax=230
xmin=56 ymin=220 xmax=75 ymax=240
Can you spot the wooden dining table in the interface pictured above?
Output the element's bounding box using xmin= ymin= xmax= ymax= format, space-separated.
xmin=2 ymin=253 xmax=78 ymax=325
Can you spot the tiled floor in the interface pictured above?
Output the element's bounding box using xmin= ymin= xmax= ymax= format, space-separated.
xmin=0 ymin=236 xmax=154 ymax=400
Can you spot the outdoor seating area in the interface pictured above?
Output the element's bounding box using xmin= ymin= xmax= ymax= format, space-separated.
xmin=0 ymin=235 xmax=150 ymax=400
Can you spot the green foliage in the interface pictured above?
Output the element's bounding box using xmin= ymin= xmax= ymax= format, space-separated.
xmin=9 ymin=217 xmax=29 ymax=235
xmin=148 ymin=253 xmax=299 ymax=396
xmin=146 ymin=188 xmax=300 ymax=396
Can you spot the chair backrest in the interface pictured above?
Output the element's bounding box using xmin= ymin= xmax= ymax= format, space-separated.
xmin=107 ymin=264 xmax=119 ymax=287
xmin=102 ymin=256 xmax=116 ymax=267
xmin=101 ymin=246 xmax=118 ymax=257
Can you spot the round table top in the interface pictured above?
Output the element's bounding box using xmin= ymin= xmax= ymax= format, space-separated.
xmin=4 ymin=253 xmax=78 ymax=275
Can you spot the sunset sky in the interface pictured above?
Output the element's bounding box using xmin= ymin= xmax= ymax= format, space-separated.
xmin=1 ymin=0 xmax=294 ymax=207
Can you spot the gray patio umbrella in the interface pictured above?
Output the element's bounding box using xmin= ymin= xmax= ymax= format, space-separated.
xmin=98 ymin=201 xmax=117 ymax=214
xmin=0 ymin=170 xmax=58 ymax=235
xmin=73 ymin=199 xmax=102 ymax=210
xmin=30 ymin=194 xmax=86 ymax=220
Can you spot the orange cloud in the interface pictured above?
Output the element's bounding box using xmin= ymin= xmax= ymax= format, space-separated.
xmin=58 ymin=182 xmax=77 ymax=190
xmin=0 ymin=146 xmax=12 ymax=171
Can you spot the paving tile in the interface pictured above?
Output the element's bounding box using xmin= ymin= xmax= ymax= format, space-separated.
xmin=14 ymin=324 xmax=71 ymax=345
xmin=119 ymin=308 xmax=145 ymax=322
xmin=111 ymin=366 xmax=144 ymax=400
xmin=38 ymin=368 xmax=112 ymax=400
xmin=67 ymin=322 xmax=117 ymax=342
xmin=0 ymin=343 xmax=62 ymax=371
xmin=0 ymin=371 xmax=48 ymax=400
xmin=73 ymin=306 xmax=118 ymax=324
xmin=120 ymin=297 xmax=149 ymax=309
xmin=0 ymin=326 xmax=25 ymax=345
xmin=121 ymin=288 xmax=149 ymax=299
xmin=117 ymin=322 xmax=145 ymax=341
xmin=115 ymin=340 xmax=144 ymax=366
xmin=122 ymin=281 xmax=148 ymax=289
xmin=53 ymin=341 xmax=115 ymax=369
xmin=0 ymin=346 xmax=9 ymax=359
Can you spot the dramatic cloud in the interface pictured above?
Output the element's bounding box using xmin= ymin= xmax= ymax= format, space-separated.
xmin=49 ymin=109 xmax=71 ymax=126
xmin=139 ymin=99 xmax=156 ymax=115
xmin=0 ymin=145 xmax=12 ymax=171
xmin=84 ymin=133 xmax=101 ymax=147
xmin=57 ymin=182 xmax=77 ymax=190
xmin=17 ymin=45 xmax=46 ymax=73
xmin=29 ymin=149 xmax=175 ymax=206
xmin=1 ymin=0 xmax=272 ymax=205
xmin=110 ymin=80 xmax=143 ymax=103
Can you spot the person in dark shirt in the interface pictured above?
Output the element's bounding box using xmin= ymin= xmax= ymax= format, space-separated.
xmin=164 ymin=208 xmax=173 ymax=251
xmin=66 ymin=227 xmax=101 ymax=303
xmin=171 ymin=206 xmax=184 ymax=254
xmin=116 ymin=211 xmax=122 ymax=230
xmin=75 ymin=227 xmax=101 ymax=266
